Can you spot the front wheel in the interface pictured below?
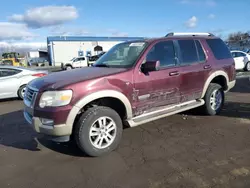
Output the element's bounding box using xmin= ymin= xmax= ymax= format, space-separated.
xmin=201 ymin=83 xmax=224 ymax=115
xmin=244 ymin=62 xmax=250 ymax=72
xmin=74 ymin=106 xmax=123 ymax=157
xmin=65 ymin=65 xmax=73 ymax=70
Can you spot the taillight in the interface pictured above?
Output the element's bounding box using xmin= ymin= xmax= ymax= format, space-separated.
xmin=32 ymin=73 xmax=47 ymax=77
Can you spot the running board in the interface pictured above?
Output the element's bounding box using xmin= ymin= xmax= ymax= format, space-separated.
xmin=127 ymin=99 xmax=205 ymax=127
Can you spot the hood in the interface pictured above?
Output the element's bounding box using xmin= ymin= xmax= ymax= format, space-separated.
xmin=28 ymin=67 xmax=127 ymax=91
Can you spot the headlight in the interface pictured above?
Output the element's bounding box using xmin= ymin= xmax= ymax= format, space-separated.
xmin=39 ymin=90 xmax=73 ymax=108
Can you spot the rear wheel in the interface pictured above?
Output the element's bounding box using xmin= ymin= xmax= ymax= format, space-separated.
xmin=18 ymin=85 xmax=27 ymax=99
xmin=74 ymin=106 xmax=123 ymax=157
xmin=201 ymin=83 xmax=224 ymax=115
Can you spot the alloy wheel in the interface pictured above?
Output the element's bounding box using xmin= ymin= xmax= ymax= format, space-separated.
xmin=210 ymin=89 xmax=222 ymax=111
xmin=21 ymin=87 xmax=26 ymax=98
xmin=247 ymin=62 xmax=250 ymax=71
xmin=89 ymin=116 xmax=117 ymax=149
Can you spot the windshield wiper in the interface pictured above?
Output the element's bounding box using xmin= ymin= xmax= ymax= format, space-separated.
xmin=93 ymin=64 xmax=110 ymax=67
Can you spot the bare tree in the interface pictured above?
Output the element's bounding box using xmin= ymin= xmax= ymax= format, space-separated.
xmin=227 ymin=31 xmax=250 ymax=44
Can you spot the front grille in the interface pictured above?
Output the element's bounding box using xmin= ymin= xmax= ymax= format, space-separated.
xmin=23 ymin=111 xmax=33 ymax=124
xmin=25 ymin=87 xmax=35 ymax=101
xmin=24 ymin=86 xmax=38 ymax=107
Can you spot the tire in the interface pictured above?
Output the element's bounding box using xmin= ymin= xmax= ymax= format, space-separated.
xmin=244 ymin=62 xmax=250 ymax=72
xmin=66 ymin=65 xmax=73 ymax=70
xmin=18 ymin=85 xmax=27 ymax=100
xmin=201 ymin=83 xmax=224 ymax=115
xmin=74 ymin=106 xmax=123 ymax=157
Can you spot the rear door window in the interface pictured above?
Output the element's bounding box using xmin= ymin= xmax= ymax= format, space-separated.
xmin=206 ymin=38 xmax=232 ymax=60
xmin=236 ymin=52 xmax=246 ymax=57
xmin=178 ymin=39 xmax=198 ymax=65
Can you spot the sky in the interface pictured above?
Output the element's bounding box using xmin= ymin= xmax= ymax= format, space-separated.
xmin=0 ymin=0 xmax=250 ymax=50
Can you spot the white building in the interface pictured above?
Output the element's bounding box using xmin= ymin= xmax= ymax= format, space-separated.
xmin=27 ymin=50 xmax=48 ymax=58
xmin=47 ymin=36 xmax=146 ymax=66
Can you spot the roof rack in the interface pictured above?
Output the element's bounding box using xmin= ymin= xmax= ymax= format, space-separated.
xmin=165 ymin=32 xmax=214 ymax=37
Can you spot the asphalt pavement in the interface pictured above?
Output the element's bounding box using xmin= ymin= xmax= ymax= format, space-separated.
xmin=0 ymin=77 xmax=250 ymax=188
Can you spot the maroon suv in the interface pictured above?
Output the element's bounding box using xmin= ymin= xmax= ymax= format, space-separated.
xmin=23 ymin=32 xmax=236 ymax=156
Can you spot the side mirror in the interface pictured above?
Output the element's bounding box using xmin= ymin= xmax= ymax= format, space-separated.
xmin=141 ymin=60 xmax=160 ymax=73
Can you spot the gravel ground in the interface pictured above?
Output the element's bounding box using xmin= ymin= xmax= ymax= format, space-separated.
xmin=0 ymin=77 xmax=250 ymax=188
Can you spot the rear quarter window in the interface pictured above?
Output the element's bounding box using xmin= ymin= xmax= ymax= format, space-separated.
xmin=206 ymin=38 xmax=232 ymax=60
xmin=195 ymin=40 xmax=206 ymax=62
xmin=0 ymin=69 xmax=22 ymax=77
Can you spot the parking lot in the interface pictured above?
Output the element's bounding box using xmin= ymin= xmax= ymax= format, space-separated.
xmin=0 ymin=75 xmax=250 ymax=188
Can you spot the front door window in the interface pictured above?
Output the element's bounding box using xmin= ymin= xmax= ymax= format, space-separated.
xmin=133 ymin=40 xmax=181 ymax=116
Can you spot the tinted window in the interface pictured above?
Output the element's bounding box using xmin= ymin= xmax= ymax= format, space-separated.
xmin=79 ymin=57 xmax=85 ymax=61
xmin=231 ymin=52 xmax=236 ymax=58
xmin=146 ymin=41 xmax=176 ymax=67
xmin=0 ymin=69 xmax=21 ymax=77
xmin=236 ymin=52 xmax=246 ymax=57
xmin=206 ymin=39 xmax=232 ymax=60
xmin=178 ymin=40 xmax=198 ymax=64
xmin=195 ymin=40 xmax=206 ymax=62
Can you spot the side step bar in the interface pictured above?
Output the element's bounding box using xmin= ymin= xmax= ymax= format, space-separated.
xmin=127 ymin=99 xmax=205 ymax=127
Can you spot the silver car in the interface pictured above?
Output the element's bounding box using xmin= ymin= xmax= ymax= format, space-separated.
xmin=0 ymin=66 xmax=48 ymax=100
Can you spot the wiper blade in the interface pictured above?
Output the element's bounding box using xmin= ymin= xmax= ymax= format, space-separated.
xmin=93 ymin=64 xmax=109 ymax=67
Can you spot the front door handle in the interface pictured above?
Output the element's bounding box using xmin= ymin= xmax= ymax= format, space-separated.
xmin=169 ymin=71 xmax=179 ymax=76
xmin=204 ymin=65 xmax=211 ymax=69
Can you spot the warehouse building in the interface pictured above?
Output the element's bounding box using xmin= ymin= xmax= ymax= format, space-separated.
xmin=47 ymin=36 xmax=146 ymax=66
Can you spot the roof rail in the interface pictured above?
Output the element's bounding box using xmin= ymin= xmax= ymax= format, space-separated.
xmin=165 ymin=32 xmax=214 ymax=37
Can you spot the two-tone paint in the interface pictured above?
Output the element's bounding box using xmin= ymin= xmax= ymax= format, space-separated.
xmin=24 ymin=35 xmax=236 ymax=139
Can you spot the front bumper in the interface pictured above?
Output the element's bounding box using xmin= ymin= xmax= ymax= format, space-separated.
xmin=23 ymin=84 xmax=81 ymax=142
xmin=23 ymin=110 xmax=72 ymax=137
xmin=226 ymin=80 xmax=236 ymax=92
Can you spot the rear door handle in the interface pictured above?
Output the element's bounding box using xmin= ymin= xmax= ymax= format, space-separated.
xmin=169 ymin=71 xmax=179 ymax=76
xmin=204 ymin=65 xmax=211 ymax=69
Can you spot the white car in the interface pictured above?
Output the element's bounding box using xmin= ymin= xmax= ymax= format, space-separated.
xmin=0 ymin=66 xmax=48 ymax=100
xmin=231 ymin=50 xmax=250 ymax=71
xmin=62 ymin=56 xmax=88 ymax=70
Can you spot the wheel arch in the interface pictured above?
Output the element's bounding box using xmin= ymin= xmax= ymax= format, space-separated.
xmin=65 ymin=90 xmax=133 ymax=130
xmin=201 ymin=71 xmax=229 ymax=98
xmin=244 ymin=61 xmax=250 ymax=71
xmin=17 ymin=84 xmax=27 ymax=98
xmin=18 ymin=83 xmax=27 ymax=89
xmin=65 ymin=63 xmax=73 ymax=67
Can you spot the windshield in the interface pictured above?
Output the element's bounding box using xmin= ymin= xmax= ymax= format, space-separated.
xmin=93 ymin=41 xmax=147 ymax=68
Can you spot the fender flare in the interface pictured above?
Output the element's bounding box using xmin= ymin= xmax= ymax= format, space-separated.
xmin=65 ymin=90 xmax=133 ymax=129
xmin=64 ymin=63 xmax=73 ymax=67
xmin=201 ymin=70 xmax=229 ymax=98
